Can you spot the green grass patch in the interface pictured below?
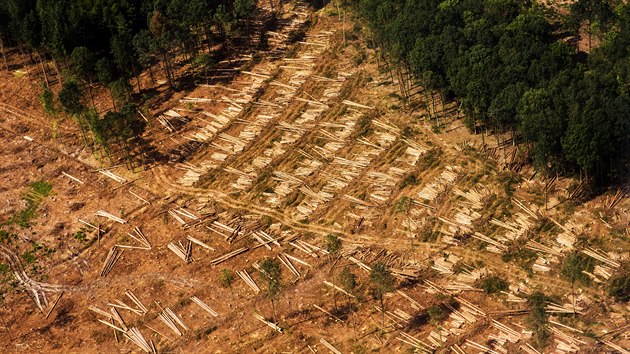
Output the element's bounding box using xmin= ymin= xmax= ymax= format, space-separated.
xmin=0 ymin=230 xmax=16 ymax=244
xmin=5 ymin=181 xmax=53 ymax=228
xmin=74 ymin=230 xmax=88 ymax=242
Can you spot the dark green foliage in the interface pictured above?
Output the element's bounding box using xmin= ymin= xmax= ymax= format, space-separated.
xmin=528 ymin=291 xmax=551 ymax=349
xmin=95 ymin=57 xmax=114 ymax=86
xmin=502 ymin=246 xmax=537 ymax=271
xmin=497 ymin=171 xmax=520 ymax=196
xmin=399 ymin=173 xmax=418 ymax=188
xmin=73 ymin=230 xmax=87 ymax=242
xmin=418 ymin=147 xmax=443 ymax=170
xmin=194 ymin=325 xmax=217 ymax=340
xmin=260 ymin=258 xmax=282 ymax=322
xmin=109 ymin=78 xmax=132 ymax=109
xmin=219 ymin=269 xmax=235 ymax=289
xmin=69 ymin=46 xmax=93 ymax=81
xmin=6 ymin=181 xmax=53 ymax=228
xmin=1 ymin=0 xmax=262 ymax=102
xmin=370 ymin=262 xmax=395 ymax=298
xmin=608 ymin=269 xmax=630 ymax=302
xmin=370 ymin=261 xmax=395 ymax=333
xmin=325 ymin=234 xmax=342 ymax=254
xmin=478 ymin=275 xmax=509 ymax=294
xmin=58 ymin=80 xmax=84 ymax=115
xmin=0 ymin=263 xmax=9 ymax=276
xmin=30 ymin=181 xmax=52 ymax=196
xmin=40 ymin=83 xmax=55 ymax=116
xmin=338 ymin=266 xmax=357 ymax=295
xmin=21 ymin=250 xmax=37 ymax=264
xmin=191 ymin=54 xmax=215 ymax=81
xmin=0 ymin=230 xmax=16 ymax=244
xmin=353 ymin=0 xmax=630 ymax=184
xmin=561 ymin=251 xmax=595 ymax=285
xmin=427 ymin=304 xmax=447 ymax=323
xmin=260 ymin=258 xmax=282 ymax=297
xmin=394 ymin=196 xmax=411 ymax=212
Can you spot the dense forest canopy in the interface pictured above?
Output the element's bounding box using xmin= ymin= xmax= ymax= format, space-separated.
xmin=0 ymin=0 xmax=259 ymax=165
xmin=0 ymin=0 xmax=258 ymax=86
xmin=350 ymin=0 xmax=629 ymax=185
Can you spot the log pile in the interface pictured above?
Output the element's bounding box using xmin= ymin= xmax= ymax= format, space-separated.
xmin=101 ymin=247 xmax=124 ymax=276
xmin=187 ymin=235 xmax=215 ymax=251
xmin=95 ymin=210 xmax=127 ymax=224
xmin=295 ymin=114 xmax=397 ymax=219
xmin=580 ymin=247 xmax=621 ymax=268
xmin=99 ymin=170 xmax=127 ymax=183
xmin=210 ymin=247 xmax=249 ymax=266
xmin=603 ymin=189 xmax=625 ymax=209
xmin=254 ymin=312 xmax=282 ymax=333
xmin=118 ymin=227 xmax=151 ymax=250
xmin=167 ymin=241 xmax=193 ymax=263
xmin=191 ymin=296 xmax=219 ymax=317
xmin=91 ymin=305 xmax=155 ymax=353
xmin=397 ymin=332 xmax=435 ymax=353
xmin=158 ymin=306 xmax=189 ymax=336
xmin=319 ymin=338 xmax=342 ymax=354
xmin=417 ymin=167 xmax=459 ymax=202
xmin=237 ymin=269 xmax=260 ymax=293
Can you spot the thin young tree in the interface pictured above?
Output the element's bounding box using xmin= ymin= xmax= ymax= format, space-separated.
xmin=370 ymin=261 xmax=395 ymax=335
xmin=338 ymin=266 xmax=358 ymax=340
xmin=69 ymin=46 xmax=95 ymax=108
xmin=220 ymin=268 xmax=236 ymax=298
xmin=325 ymin=233 xmax=342 ymax=310
xmin=58 ymin=79 xmax=89 ymax=144
xmin=40 ymin=82 xmax=55 ymax=116
xmin=260 ymin=258 xmax=282 ymax=324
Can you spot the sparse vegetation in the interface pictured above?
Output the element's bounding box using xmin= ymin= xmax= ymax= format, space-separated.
xmin=478 ymin=275 xmax=509 ymax=294
xmin=73 ymin=230 xmax=88 ymax=243
xmin=528 ymin=291 xmax=551 ymax=349
xmin=5 ymin=181 xmax=53 ymax=228
xmin=608 ymin=266 xmax=630 ymax=302
xmin=561 ymin=251 xmax=595 ymax=286
xmin=502 ymin=246 xmax=538 ymax=271
xmin=260 ymin=258 xmax=282 ymax=324
xmin=325 ymin=234 xmax=342 ymax=254
xmin=370 ymin=262 xmax=395 ymax=334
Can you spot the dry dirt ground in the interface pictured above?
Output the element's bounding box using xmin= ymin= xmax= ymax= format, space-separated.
xmin=0 ymin=2 xmax=628 ymax=354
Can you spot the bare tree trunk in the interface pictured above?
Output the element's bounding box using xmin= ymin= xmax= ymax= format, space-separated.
xmin=86 ymin=80 xmax=96 ymax=109
xmin=380 ymin=296 xmax=385 ymax=335
xmin=148 ymin=65 xmax=156 ymax=86
xmin=52 ymin=57 xmax=62 ymax=84
xmin=37 ymin=52 xmax=49 ymax=87
xmin=342 ymin=11 xmax=346 ymax=46
xmin=0 ymin=37 xmax=8 ymax=71
xmin=131 ymin=62 xmax=141 ymax=93
xmin=162 ymin=52 xmax=174 ymax=88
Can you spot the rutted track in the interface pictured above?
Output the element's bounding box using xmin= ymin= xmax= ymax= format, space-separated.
xmin=0 ymin=245 xmax=68 ymax=311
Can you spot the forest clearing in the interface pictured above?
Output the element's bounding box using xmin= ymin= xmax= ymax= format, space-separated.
xmin=0 ymin=0 xmax=628 ymax=353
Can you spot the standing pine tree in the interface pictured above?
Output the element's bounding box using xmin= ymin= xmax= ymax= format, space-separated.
xmin=260 ymin=258 xmax=282 ymax=324
xmin=370 ymin=261 xmax=395 ymax=335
